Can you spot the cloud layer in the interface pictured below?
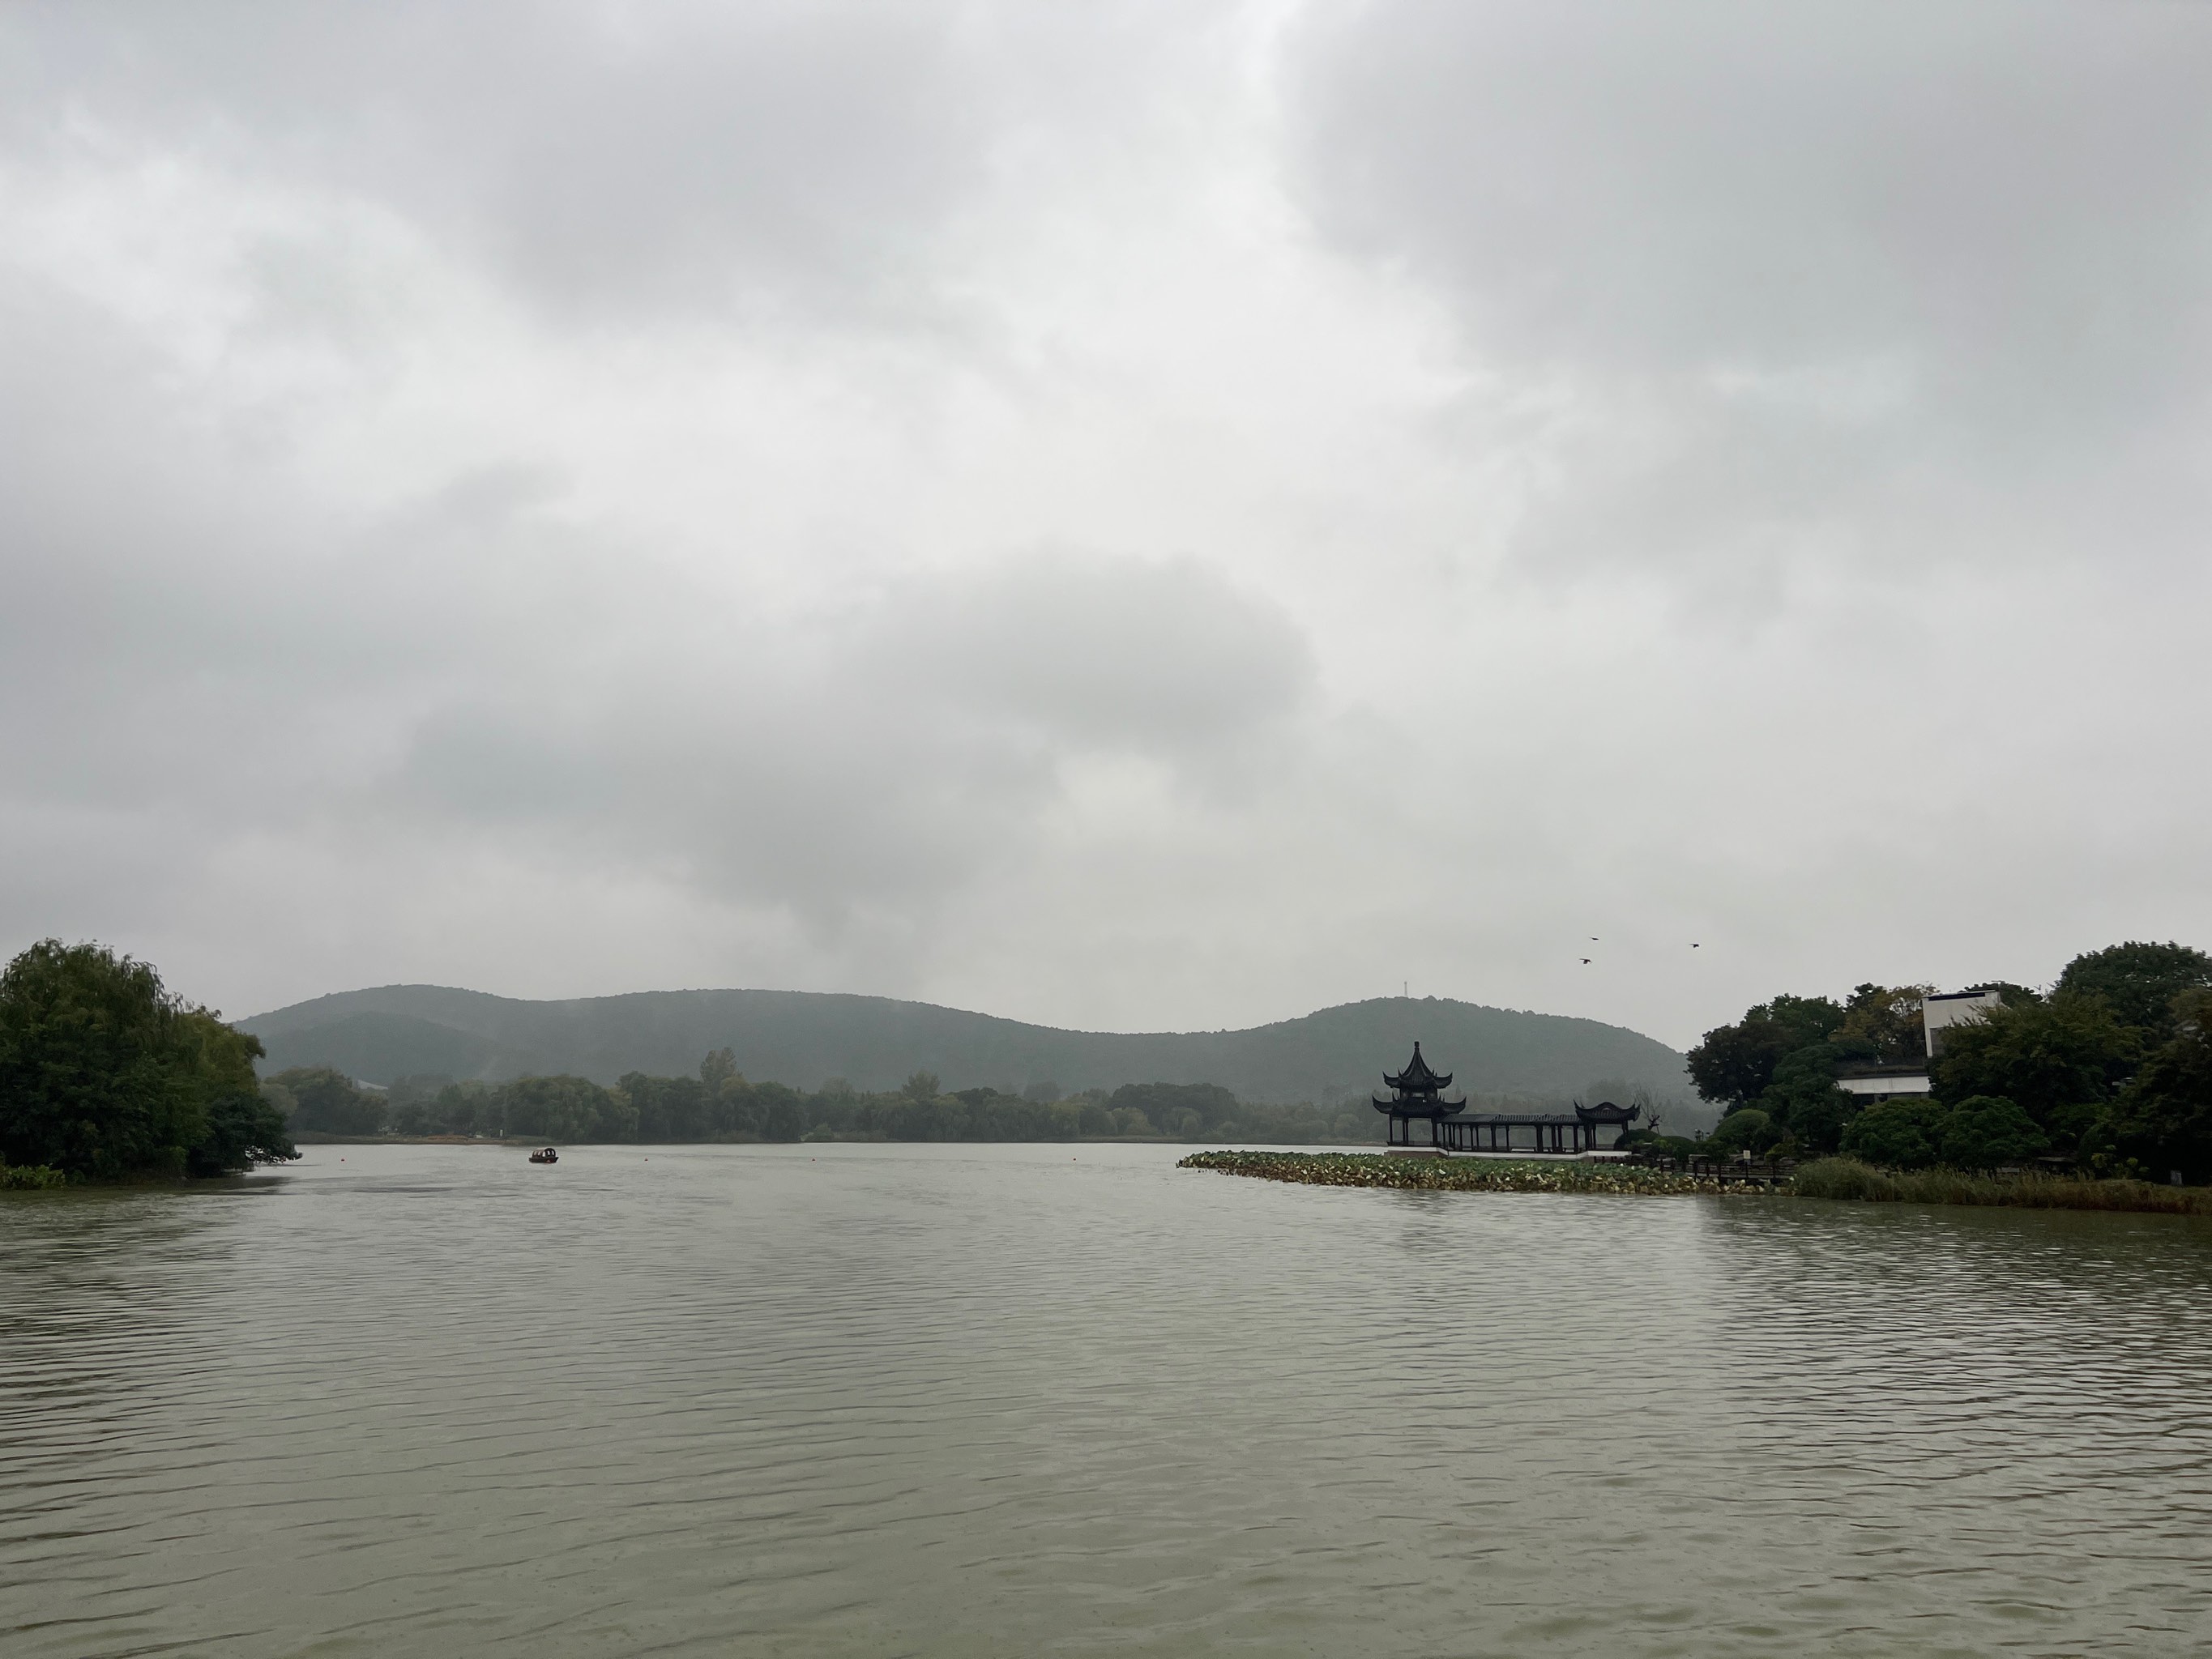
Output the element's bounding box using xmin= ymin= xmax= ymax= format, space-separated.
xmin=4 ymin=1 xmax=2209 ymax=1047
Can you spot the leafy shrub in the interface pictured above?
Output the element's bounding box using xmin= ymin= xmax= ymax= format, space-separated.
xmin=1938 ymin=1095 xmax=2048 ymax=1170
xmin=1787 ymin=1157 xmax=1901 ymax=1200
xmin=1707 ymin=1108 xmax=1776 ymax=1155
xmin=1840 ymin=1098 xmax=1947 ymax=1170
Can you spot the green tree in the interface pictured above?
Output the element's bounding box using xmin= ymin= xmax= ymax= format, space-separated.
xmin=699 ymin=1047 xmax=739 ymax=1094
xmin=0 ymin=940 xmax=297 ymax=1179
xmin=2089 ymin=989 xmax=2212 ymax=1183
xmin=1840 ymin=1098 xmax=1947 ymax=1170
xmin=624 ymin=1071 xmax=707 ymax=1140
xmin=1937 ymin=1095 xmax=2048 ymax=1170
xmin=2054 ymin=941 xmax=2212 ymax=1045
xmin=385 ymin=1073 xmax=456 ymax=1134
xmin=434 ymin=1080 xmax=496 ymax=1137
xmin=709 ymin=1077 xmax=758 ymax=1137
xmin=754 ymin=1082 xmax=809 ymax=1141
xmin=1687 ymin=995 xmax=1846 ymax=1107
xmin=1706 ymin=1108 xmax=1776 ymax=1155
xmin=1930 ymin=994 xmax=2137 ymax=1149
xmin=1108 ymin=1081 xmax=1238 ymax=1129
xmin=499 ymin=1075 xmax=624 ymax=1141
xmin=177 ymin=1010 xmax=297 ymax=1177
xmin=1836 ymin=983 xmax=1928 ymax=1063
xmin=271 ymin=1066 xmax=387 ymax=1135
xmin=1757 ymin=1043 xmax=1857 ymax=1154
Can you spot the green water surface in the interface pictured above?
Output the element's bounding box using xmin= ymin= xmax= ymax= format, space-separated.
xmin=3 ymin=1142 xmax=2207 ymax=1656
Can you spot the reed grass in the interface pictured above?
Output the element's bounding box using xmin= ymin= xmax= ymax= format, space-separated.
xmin=0 ymin=1163 xmax=68 ymax=1191
xmin=1788 ymin=1157 xmax=2212 ymax=1215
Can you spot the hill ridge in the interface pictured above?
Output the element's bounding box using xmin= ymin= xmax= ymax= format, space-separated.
xmin=239 ymin=984 xmax=1693 ymax=1112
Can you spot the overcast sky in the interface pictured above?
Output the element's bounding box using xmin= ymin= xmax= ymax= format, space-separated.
xmin=5 ymin=1 xmax=2210 ymax=1049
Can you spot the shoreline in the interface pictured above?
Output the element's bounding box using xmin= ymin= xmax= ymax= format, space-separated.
xmin=1181 ymin=1151 xmax=2212 ymax=1214
xmin=1180 ymin=1150 xmax=1767 ymax=1196
xmin=287 ymin=1132 xmax=1386 ymax=1149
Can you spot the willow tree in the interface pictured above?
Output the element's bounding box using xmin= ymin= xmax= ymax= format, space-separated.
xmin=0 ymin=940 xmax=297 ymax=1179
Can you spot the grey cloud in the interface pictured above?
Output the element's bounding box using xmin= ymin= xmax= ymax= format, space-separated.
xmin=1286 ymin=0 xmax=2212 ymax=580
xmin=4 ymin=2 xmax=2210 ymax=1046
xmin=875 ymin=556 xmax=1316 ymax=757
xmin=392 ymin=552 xmax=1319 ymax=923
xmin=0 ymin=276 xmax=1326 ymax=992
xmin=1292 ymin=2 xmax=2212 ymax=382
xmin=3 ymin=2 xmax=980 ymax=321
xmin=1 ymin=1 xmax=1208 ymax=325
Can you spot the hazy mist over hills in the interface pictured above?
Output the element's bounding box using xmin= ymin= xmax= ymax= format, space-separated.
xmin=240 ymin=987 xmax=1692 ymax=1113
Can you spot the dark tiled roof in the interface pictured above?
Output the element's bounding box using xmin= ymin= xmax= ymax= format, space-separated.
xmin=1382 ymin=1040 xmax=1453 ymax=1093
xmin=1574 ymin=1101 xmax=1641 ymax=1124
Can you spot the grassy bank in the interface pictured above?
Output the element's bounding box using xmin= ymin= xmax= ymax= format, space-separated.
xmin=1179 ymin=1151 xmax=2212 ymax=1215
xmin=1176 ymin=1151 xmax=1766 ymax=1196
xmin=1790 ymin=1157 xmax=2212 ymax=1214
xmin=1 ymin=1163 xmax=69 ymax=1190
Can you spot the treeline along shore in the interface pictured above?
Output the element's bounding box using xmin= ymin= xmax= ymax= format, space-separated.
xmin=267 ymin=1060 xmax=1375 ymax=1147
xmin=9 ymin=932 xmax=2209 ymax=1207
xmin=2 ymin=936 xmax=1650 ymax=1184
xmin=1173 ymin=937 xmax=2212 ymax=1218
xmin=1678 ymin=940 xmax=2212 ymax=1185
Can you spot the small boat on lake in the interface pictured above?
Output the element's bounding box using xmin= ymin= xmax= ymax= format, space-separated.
xmin=528 ymin=1147 xmax=558 ymax=1164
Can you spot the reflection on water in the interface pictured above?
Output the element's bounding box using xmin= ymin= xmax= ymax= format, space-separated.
xmin=4 ymin=1144 xmax=2209 ymax=1656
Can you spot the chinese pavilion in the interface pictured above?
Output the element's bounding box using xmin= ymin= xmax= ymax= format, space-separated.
xmin=1373 ymin=1043 xmax=1642 ymax=1154
xmin=1373 ymin=1042 xmax=1467 ymax=1147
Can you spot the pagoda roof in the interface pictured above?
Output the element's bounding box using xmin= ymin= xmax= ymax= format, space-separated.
xmin=1372 ymin=1091 xmax=1467 ymax=1117
xmin=1574 ymin=1101 xmax=1642 ymax=1124
xmin=1383 ymin=1041 xmax=1452 ymax=1093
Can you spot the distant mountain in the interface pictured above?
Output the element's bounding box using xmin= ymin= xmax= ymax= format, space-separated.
xmin=238 ymin=984 xmax=1692 ymax=1110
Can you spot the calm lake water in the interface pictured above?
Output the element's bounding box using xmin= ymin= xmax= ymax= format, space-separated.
xmin=4 ymin=1142 xmax=2210 ymax=1657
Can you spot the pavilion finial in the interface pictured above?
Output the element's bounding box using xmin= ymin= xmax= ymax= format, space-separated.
xmin=1381 ymin=1042 xmax=1451 ymax=1096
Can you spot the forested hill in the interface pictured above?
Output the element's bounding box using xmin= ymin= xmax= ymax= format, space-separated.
xmin=237 ymin=987 xmax=1689 ymax=1107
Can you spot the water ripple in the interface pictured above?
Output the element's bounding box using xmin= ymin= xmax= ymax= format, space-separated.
xmin=5 ymin=1144 xmax=2210 ymax=1656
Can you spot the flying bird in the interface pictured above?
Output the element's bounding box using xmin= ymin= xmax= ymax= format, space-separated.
xmin=1581 ymin=957 xmax=1592 ymax=965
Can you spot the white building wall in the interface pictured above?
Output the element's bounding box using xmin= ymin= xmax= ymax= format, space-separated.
xmin=1838 ymin=1073 xmax=1932 ymax=1101
xmin=1924 ymin=987 xmax=2003 ymax=1056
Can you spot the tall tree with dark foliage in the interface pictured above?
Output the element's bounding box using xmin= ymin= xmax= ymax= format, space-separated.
xmin=0 ymin=940 xmax=297 ymax=1179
